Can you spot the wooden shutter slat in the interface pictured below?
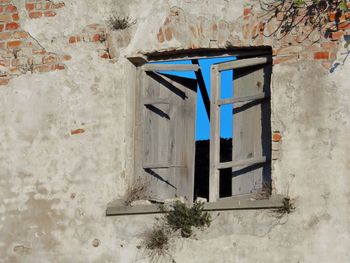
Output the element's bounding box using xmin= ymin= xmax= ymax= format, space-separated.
xmin=218 ymin=93 xmax=266 ymax=106
xmin=218 ymin=156 xmax=267 ymax=170
xmin=216 ymin=57 xmax=270 ymax=71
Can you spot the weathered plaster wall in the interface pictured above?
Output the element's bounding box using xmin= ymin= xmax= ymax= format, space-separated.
xmin=0 ymin=0 xmax=349 ymax=262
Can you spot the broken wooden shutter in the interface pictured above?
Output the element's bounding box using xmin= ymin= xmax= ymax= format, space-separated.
xmin=209 ymin=57 xmax=272 ymax=201
xmin=134 ymin=64 xmax=198 ymax=202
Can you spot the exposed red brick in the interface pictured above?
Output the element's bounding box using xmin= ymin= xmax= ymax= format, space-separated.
xmin=32 ymin=49 xmax=46 ymax=55
xmin=12 ymin=13 xmax=19 ymax=21
xmin=91 ymin=34 xmax=101 ymax=42
xmin=338 ymin=22 xmax=350 ymax=30
xmin=0 ymin=77 xmax=9 ymax=85
xmin=328 ymin=12 xmax=336 ymax=21
xmin=12 ymin=31 xmax=29 ymax=39
xmin=44 ymin=11 xmax=56 ymax=17
xmin=0 ymin=24 xmax=4 ymax=32
xmin=43 ymin=2 xmax=52 ymax=10
xmin=62 ymin=54 xmax=72 ymax=61
xmin=314 ymin=51 xmax=329 ymax=60
xmin=53 ymin=63 xmax=65 ymax=70
xmin=25 ymin=3 xmax=35 ymax=11
xmin=5 ymin=22 xmax=19 ymax=30
xmin=100 ymin=52 xmax=110 ymax=59
xmin=34 ymin=64 xmax=51 ymax=73
xmin=52 ymin=2 xmax=65 ymax=9
xmin=5 ymin=4 xmax=17 ymax=12
xmin=69 ymin=36 xmax=81 ymax=44
xmin=330 ymin=31 xmax=343 ymax=41
xmin=0 ymin=32 xmax=11 ymax=40
xmin=272 ymin=132 xmax=282 ymax=142
xmin=71 ymin=128 xmax=85 ymax=135
xmin=7 ymin=40 xmax=22 ymax=48
xmin=29 ymin=11 xmax=43 ymax=19
xmin=243 ymin=8 xmax=251 ymax=16
xmin=43 ymin=55 xmax=56 ymax=64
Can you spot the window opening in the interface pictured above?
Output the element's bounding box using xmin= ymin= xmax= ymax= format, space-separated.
xmin=137 ymin=54 xmax=271 ymax=204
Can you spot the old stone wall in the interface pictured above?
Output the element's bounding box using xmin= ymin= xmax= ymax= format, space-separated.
xmin=0 ymin=0 xmax=349 ymax=262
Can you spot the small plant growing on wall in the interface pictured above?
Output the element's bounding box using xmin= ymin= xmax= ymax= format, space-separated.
xmin=143 ymin=224 xmax=171 ymax=259
xmin=108 ymin=15 xmax=136 ymax=31
xmin=272 ymin=197 xmax=296 ymax=219
xmin=123 ymin=179 xmax=149 ymax=206
xmin=161 ymin=201 xmax=211 ymax=238
xmin=142 ymin=201 xmax=212 ymax=260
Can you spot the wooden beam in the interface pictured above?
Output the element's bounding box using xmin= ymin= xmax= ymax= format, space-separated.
xmin=218 ymin=156 xmax=267 ymax=170
xmin=192 ymin=59 xmax=210 ymax=121
xmin=218 ymin=93 xmax=266 ymax=106
xmin=142 ymin=64 xmax=199 ymax=72
xmin=217 ymin=57 xmax=270 ymax=72
xmin=209 ymin=64 xmax=220 ymax=202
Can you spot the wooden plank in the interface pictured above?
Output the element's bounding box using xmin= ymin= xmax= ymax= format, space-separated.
xmin=142 ymin=64 xmax=199 ymax=72
xmin=192 ymin=59 xmax=210 ymax=120
xmin=217 ymin=57 xmax=270 ymax=72
xmin=137 ymin=72 xmax=197 ymax=201
xmin=218 ymin=156 xmax=267 ymax=170
xmin=209 ymin=65 xmax=221 ymax=202
xmin=141 ymin=72 xmax=174 ymax=200
xmin=105 ymin=195 xmax=286 ymax=216
xmin=231 ymin=63 xmax=266 ymax=196
xmin=218 ymin=93 xmax=266 ymax=106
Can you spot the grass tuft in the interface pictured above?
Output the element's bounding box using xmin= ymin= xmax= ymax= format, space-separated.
xmin=108 ymin=15 xmax=136 ymax=31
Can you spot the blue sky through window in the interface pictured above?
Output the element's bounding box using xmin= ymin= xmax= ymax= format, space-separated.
xmin=150 ymin=56 xmax=236 ymax=140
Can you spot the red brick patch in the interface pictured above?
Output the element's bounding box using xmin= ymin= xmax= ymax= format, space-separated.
xmin=71 ymin=129 xmax=85 ymax=135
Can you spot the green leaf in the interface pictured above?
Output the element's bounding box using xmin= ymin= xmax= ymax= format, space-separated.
xmin=339 ymin=0 xmax=348 ymax=12
xmin=294 ymin=0 xmax=305 ymax=7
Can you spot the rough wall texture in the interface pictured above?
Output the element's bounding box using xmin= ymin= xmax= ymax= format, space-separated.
xmin=0 ymin=0 xmax=349 ymax=262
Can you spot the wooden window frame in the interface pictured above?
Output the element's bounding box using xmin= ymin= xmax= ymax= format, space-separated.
xmin=106 ymin=48 xmax=285 ymax=216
